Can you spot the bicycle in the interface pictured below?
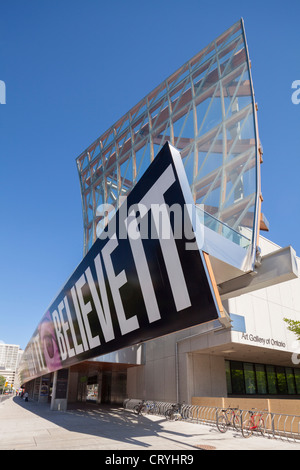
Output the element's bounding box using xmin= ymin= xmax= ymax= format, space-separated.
xmin=134 ymin=400 xmax=147 ymax=415
xmin=146 ymin=401 xmax=158 ymax=414
xmin=134 ymin=400 xmax=158 ymax=415
xmin=241 ymin=409 xmax=266 ymax=438
xmin=216 ymin=407 xmax=241 ymax=433
xmin=165 ymin=403 xmax=184 ymax=421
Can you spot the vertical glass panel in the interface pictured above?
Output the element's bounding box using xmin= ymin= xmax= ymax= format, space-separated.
xmin=266 ymin=365 xmax=277 ymax=394
xmin=173 ymin=104 xmax=194 ymax=145
xmin=244 ymin=363 xmax=256 ymax=394
xmin=294 ymin=369 xmax=300 ymax=394
xmin=182 ymin=147 xmax=195 ymax=184
xmin=255 ymin=364 xmax=267 ymax=394
xmin=231 ymin=361 xmax=245 ymax=395
xmin=286 ymin=368 xmax=296 ymax=395
xmin=276 ymin=367 xmax=288 ymax=395
xmin=197 ymin=94 xmax=223 ymax=136
xmin=225 ymin=360 xmax=232 ymax=394
xmin=134 ymin=139 xmax=151 ymax=183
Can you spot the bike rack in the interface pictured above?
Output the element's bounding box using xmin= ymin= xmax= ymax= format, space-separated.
xmin=123 ymin=399 xmax=300 ymax=442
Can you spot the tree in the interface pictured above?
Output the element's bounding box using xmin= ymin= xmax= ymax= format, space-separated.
xmin=0 ymin=375 xmax=6 ymax=393
xmin=283 ymin=318 xmax=300 ymax=341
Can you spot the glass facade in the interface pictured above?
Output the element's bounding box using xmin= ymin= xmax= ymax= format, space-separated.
xmin=226 ymin=360 xmax=300 ymax=396
xmin=77 ymin=19 xmax=261 ymax=271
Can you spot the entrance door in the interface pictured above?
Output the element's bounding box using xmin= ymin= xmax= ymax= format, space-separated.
xmin=87 ymin=375 xmax=98 ymax=402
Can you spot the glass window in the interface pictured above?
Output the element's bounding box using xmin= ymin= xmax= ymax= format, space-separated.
xmin=227 ymin=361 xmax=300 ymax=396
xmin=231 ymin=361 xmax=245 ymax=395
xmin=244 ymin=363 xmax=256 ymax=394
xmin=225 ymin=360 xmax=232 ymax=394
xmin=276 ymin=367 xmax=288 ymax=394
xmin=286 ymin=368 xmax=296 ymax=395
xmin=294 ymin=369 xmax=300 ymax=394
xmin=266 ymin=365 xmax=277 ymax=394
xmin=255 ymin=364 xmax=267 ymax=394
xmin=77 ymin=20 xmax=259 ymax=265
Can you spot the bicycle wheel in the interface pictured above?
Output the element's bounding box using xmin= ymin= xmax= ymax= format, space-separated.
xmin=233 ymin=413 xmax=242 ymax=430
xmin=148 ymin=403 xmax=156 ymax=414
xmin=134 ymin=405 xmax=141 ymax=415
xmin=258 ymin=417 xmax=265 ymax=436
xmin=216 ymin=414 xmax=228 ymax=433
xmin=139 ymin=405 xmax=147 ymax=415
xmin=173 ymin=412 xmax=181 ymax=421
xmin=242 ymin=419 xmax=254 ymax=438
xmin=165 ymin=409 xmax=174 ymax=420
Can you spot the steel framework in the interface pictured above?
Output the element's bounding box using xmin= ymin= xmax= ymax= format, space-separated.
xmin=76 ymin=19 xmax=263 ymax=271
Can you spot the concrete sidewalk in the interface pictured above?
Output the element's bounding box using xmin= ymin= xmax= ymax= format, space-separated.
xmin=0 ymin=396 xmax=299 ymax=450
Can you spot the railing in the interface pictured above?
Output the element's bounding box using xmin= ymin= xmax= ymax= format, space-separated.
xmin=123 ymin=399 xmax=300 ymax=442
xmin=196 ymin=206 xmax=251 ymax=249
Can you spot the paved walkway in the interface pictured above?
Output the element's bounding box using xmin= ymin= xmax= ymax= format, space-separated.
xmin=0 ymin=396 xmax=300 ymax=451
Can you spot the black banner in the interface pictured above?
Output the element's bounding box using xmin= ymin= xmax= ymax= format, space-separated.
xmin=19 ymin=143 xmax=220 ymax=383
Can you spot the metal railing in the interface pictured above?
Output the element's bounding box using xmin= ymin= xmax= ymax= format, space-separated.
xmin=123 ymin=399 xmax=300 ymax=442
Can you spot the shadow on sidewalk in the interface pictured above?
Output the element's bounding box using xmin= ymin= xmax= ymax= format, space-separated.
xmin=13 ymin=397 xmax=200 ymax=449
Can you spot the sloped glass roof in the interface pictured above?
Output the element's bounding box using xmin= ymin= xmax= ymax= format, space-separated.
xmin=77 ymin=19 xmax=261 ymax=272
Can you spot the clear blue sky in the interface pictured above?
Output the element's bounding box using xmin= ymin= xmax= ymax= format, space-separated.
xmin=0 ymin=0 xmax=299 ymax=349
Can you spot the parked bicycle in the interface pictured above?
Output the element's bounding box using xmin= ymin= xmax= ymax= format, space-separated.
xmin=146 ymin=401 xmax=158 ymax=414
xmin=134 ymin=400 xmax=158 ymax=415
xmin=241 ymin=409 xmax=266 ymax=438
xmin=165 ymin=403 xmax=185 ymax=421
xmin=134 ymin=400 xmax=147 ymax=415
xmin=216 ymin=407 xmax=241 ymax=433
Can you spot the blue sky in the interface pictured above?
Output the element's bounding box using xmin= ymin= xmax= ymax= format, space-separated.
xmin=0 ymin=0 xmax=299 ymax=349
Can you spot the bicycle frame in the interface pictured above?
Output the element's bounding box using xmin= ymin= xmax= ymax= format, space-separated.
xmin=217 ymin=407 xmax=241 ymax=433
xmin=165 ymin=403 xmax=183 ymax=420
xmin=242 ymin=409 xmax=266 ymax=438
xmin=248 ymin=411 xmax=264 ymax=431
xmin=134 ymin=400 xmax=146 ymax=415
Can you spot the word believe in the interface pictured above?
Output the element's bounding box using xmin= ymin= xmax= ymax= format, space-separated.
xmin=20 ymin=143 xmax=220 ymax=382
xmin=51 ymin=165 xmax=193 ymax=360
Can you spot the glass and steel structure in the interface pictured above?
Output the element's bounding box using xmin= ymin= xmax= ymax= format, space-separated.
xmin=76 ymin=19 xmax=262 ymax=274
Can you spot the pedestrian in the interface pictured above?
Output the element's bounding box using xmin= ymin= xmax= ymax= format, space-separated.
xmin=24 ymin=392 xmax=28 ymax=402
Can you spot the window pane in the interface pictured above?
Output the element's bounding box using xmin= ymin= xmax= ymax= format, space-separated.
xmin=266 ymin=365 xmax=277 ymax=394
xmin=244 ymin=363 xmax=256 ymax=394
xmin=225 ymin=360 xmax=232 ymax=394
xmin=231 ymin=361 xmax=245 ymax=394
xmin=276 ymin=367 xmax=288 ymax=394
xmin=295 ymin=369 xmax=300 ymax=394
xmin=255 ymin=364 xmax=267 ymax=394
xmin=286 ymin=368 xmax=296 ymax=394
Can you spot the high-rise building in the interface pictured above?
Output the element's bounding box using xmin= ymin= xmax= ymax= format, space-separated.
xmin=0 ymin=343 xmax=23 ymax=389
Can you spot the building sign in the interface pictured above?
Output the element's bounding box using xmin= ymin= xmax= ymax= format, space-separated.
xmin=240 ymin=332 xmax=286 ymax=349
xmin=19 ymin=143 xmax=222 ymax=383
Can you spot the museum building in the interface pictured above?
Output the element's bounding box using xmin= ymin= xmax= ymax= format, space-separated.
xmin=19 ymin=19 xmax=300 ymax=410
